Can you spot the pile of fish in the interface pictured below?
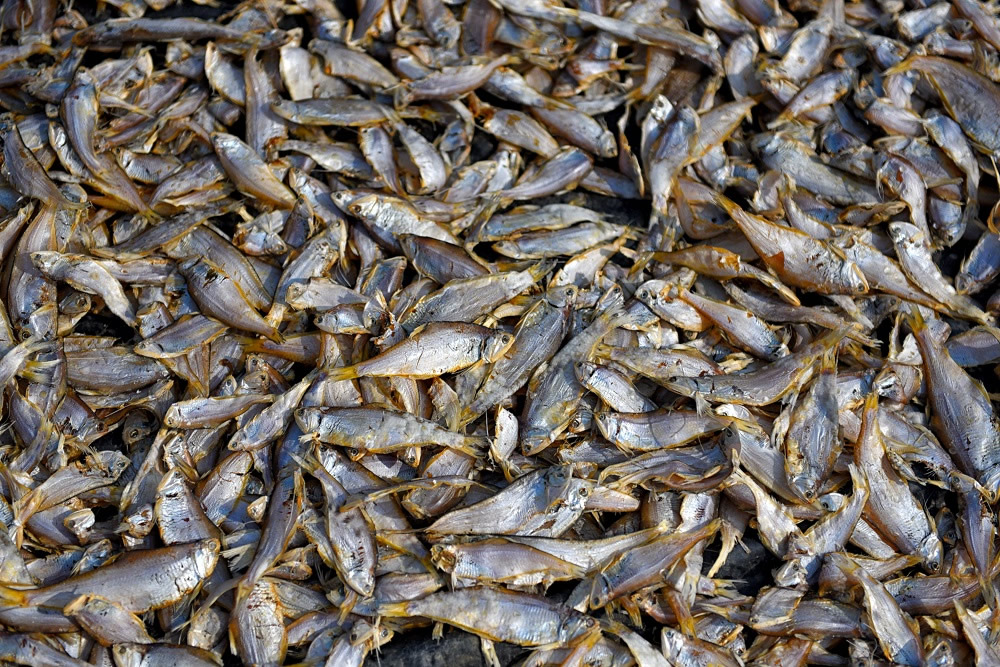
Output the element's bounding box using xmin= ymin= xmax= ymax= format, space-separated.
xmin=2 ymin=0 xmax=1000 ymax=664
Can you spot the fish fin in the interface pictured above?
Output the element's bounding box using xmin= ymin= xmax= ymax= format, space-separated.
xmin=693 ymin=393 xmax=711 ymax=417
xmin=815 ymin=325 xmax=852 ymax=351
xmin=664 ymin=588 xmax=697 ymax=637
xmin=480 ymin=638 xmax=501 ymax=667
xmin=140 ymin=204 xmax=162 ymax=221
xmin=265 ymin=304 xmax=287 ymax=330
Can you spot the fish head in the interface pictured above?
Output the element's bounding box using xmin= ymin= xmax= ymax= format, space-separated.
xmin=918 ymin=532 xmax=943 ymax=573
xmin=546 ymin=283 xmax=578 ymax=308
xmin=295 ymin=408 xmax=322 ymax=435
xmin=346 ymin=566 xmax=376 ymax=599
xmin=887 ymin=221 xmax=919 ymax=246
xmin=773 ymin=558 xmax=810 ymax=589
xmin=482 ymin=330 xmax=515 ymax=363
xmin=557 ymin=611 xmax=598 ymax=644
xmin=429 ymin=544 xmax=458 ymax=572
xmin=660 ymin=627 xmax=687 ymax=660
xmin=573 ymin=361 xmax=597 ymax=385
xmin=593 ymin=411 xmax=618 ymax=442
xmin=586 ymin=573 xmax=613 ymax=610
xmin=29 ymin=251 xmax=67 ymax=276
xmin=194 ymin=538 xmax=221 ymax=579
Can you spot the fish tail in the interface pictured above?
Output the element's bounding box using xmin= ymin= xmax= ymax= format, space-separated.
xmin=981 ymin=574 xmax=999 ymax=611
xmin=265 ymin=304 xmax=287 ymax=330
xmin=664 ymin=588 xmax=697 ymax=637
xmin=883 ymin=57 xmax=914 ymax=77
xmin=846 ymin=463 xmax=868 ymax=495
xmin=821 ymin=341 xmax=839 ymax=368
xmin=376 ymin=600 xmax=407 ymax=617
xmin=709 ymin=190 xmax=739 ymax=216
xmin=324 ymin=365 xmax=359 ymax=382
xmin=527 ymin=259 xmax=557 ymax=282
xmin=284 ymin=448 xmax=323 ymax=478
xmin=906 ymin=304 xmax=927 ymax=332
xmin=0 ymin=584 xmax=27 ymax=606
xmin=18 ymin=359 xmax=59 ymax=384
xmin=60 ymin=196 xmax=88 ymax=211
xmin=720 ymin=413 xmax=758 ymax=434
xmin=337 ymin=589 xmax=360 ymax=623
xmin=453 ymin=437 xmax=487 ymax=457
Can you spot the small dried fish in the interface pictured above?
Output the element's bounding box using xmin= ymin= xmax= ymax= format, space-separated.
xmin=0 ymin=1 xmax=996 ymax=665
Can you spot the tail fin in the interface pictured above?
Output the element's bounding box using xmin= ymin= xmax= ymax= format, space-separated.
xmin=338 ymin=589 xmax=359 ymax=622
xmin=184 ymin=575 xmax=241 ymax=633
xmin=526 ymin=259 xmax=557 ymax=282
xmin=59 ymin=194 xmax=88 ymax=211
xmin=17 ymin=359 xmax=60 ymax=384
xmin=883 ymin=57 xmax=915 ymax=77
xmin=906 ymin=303 xmax=927 ymax=333
xmin=664 ymin=588 xmax=697 ymax=637
xmin=862 ymin=390 xmax=879 ymax=414
xmin=0 ymin=583 xmax=29 ymax=606
xmin=375 ymin=600 xmax=407 ymax=617
xmin=263 ymin=326 xmax=286 ymax=345
xmin=323 ymin=365 xmax=359 ymax=382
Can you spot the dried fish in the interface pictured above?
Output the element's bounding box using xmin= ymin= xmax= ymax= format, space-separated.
xmin=0 ymin=1 xmax=994 ymax=665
